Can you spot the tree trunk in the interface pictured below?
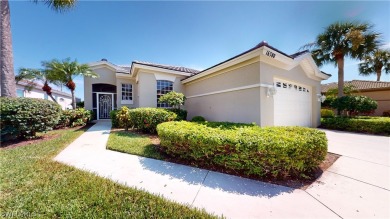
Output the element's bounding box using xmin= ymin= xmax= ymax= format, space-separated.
xmin=376 ymin=71 xmax=381 ymax=81
xmin=0 ymin=0 xmax=16 ymax=97
xmin=336 ymin=57 xmax=345 ymax=98
xmin=71 ymin=89 xmax=76 ymax=109
xmin=48 ymin=93 xmax=58 ymax=103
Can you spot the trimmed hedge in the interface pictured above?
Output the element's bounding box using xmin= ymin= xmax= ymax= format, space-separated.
xmin=191 ymin=116 xmax=205 ymax=122
xmin=321 ymin=109 xmax=335 ymax=118
xmin=56 ymin=108 xmax=93 ymax=128
xmin=166 ymin=108 xmax=187 ymax=121
xmin=157 ymin=121 xmax=327 ymax=178
xmin=321 ymin=117 xmax=390 ymax=135
xmin=0 ymin=97 xmax=61 ymax=140
xmin=110 ymin=110 xmax=120 ymax=128
xmin=119 ymin=107 xmax=177 ymax=133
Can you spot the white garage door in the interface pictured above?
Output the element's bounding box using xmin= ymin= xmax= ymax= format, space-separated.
xmin=273 ymin=79 xmax=312 ymax=127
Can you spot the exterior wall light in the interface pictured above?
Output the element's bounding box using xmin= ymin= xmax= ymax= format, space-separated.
xmin=267 ymin=87 xmax=277 ymax=97
xmin=317 ymin=94 xmax=326 ymax=103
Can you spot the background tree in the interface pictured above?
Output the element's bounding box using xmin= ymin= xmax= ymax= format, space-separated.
xmin=302 ymin=21 xmax=380 ymax=98
xmin=0 ymin=0 xmax=75 ymax=97
xmin=44 ymin=58 xmax=98 ymax=109
xmin=359 ymin=49 xmax=390 ymax=81
xmin=15 ymin=68 xmax=61 ymax=103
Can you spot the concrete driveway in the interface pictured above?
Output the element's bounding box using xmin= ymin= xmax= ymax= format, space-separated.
xmin=308 ymin=129 xmax=390 ymax=218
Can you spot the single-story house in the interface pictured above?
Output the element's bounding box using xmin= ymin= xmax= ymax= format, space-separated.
xmin=322 ymin=80 xmax=390 ymax=116
xmin=85 ymin=41 xmax=331 ymax=127
xmin=16 ymin=80 xmax=73 ymax=110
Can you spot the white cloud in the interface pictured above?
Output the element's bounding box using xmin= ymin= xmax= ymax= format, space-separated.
xmin=380 ymin=42 xmax=390 ymax=50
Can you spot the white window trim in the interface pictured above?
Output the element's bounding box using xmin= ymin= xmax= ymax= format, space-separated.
xmin=121 ymin=83 xmax=133 ymax=104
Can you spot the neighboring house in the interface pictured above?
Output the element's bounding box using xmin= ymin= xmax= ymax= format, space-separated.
xmin=86 ymin=41 xmax=330 ymax=127
xmin=16 ymin=80 xmax=73 ymax=110
xmin=322 ymin=80 xmax=390 ymax=116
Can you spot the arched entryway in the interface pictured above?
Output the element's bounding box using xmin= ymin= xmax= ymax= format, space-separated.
xmin=92 ymin=83 xmax=117 ymax=120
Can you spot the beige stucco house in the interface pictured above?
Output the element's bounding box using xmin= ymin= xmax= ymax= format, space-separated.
xmin=322 ymin=80 xmax=390 ymax=116
xmin=85 ymin=41 xmax=330 ymax=127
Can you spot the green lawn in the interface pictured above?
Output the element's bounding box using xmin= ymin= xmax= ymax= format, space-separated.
xmin=107 ymin=130 xmax=164 ymax=160
xmin=0 ymin=127 xmax=217 ymax=218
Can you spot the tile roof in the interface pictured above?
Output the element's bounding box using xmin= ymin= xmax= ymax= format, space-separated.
xmin=132 ymin=61 xmax=200 ymax=74
xmin=321 ymin=80 xmax=390 ymax=93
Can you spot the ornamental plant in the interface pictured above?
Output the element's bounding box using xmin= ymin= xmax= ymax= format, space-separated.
xmin=0 ymin=97 xmax=61 ymax=140
xmin=117 ymin=106 xmax=132 ymax=131
xmin=158 ymin=91 xmax=186 ymax=109
xmin=331 ymin=95 xmax=377 ymax=116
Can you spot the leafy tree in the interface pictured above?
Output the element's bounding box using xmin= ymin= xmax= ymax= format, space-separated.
xmin=302 ymin=22 xmax=380 ymax=98
xmin=359 ymin=49 xmax=390 ymax=81
xmin=158 ymin=91 xmax=186 ymax=109
xmin=325 ymin=85 xmax=356 ymax=97
xmin=15 ymin=67 xmax=61 ymax=103
xmin=331 ymin=95 xmax=377 ymax=116
xmin=1 ymin=0 xmax=76 ymax=97
xmin=44 ymin=58 xmax=98 ymax=109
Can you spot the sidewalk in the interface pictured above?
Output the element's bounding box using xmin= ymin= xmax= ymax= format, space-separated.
xmin=54 ymin=121 xmax=389 ymax=218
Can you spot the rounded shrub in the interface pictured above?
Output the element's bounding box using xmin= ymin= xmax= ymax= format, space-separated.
xmin=321 ymin=109 xmax=335 ymax=118
xmin=157 ymin=121 xmax=328 ymax=178
xmin=0 ymin=97 xmax=61 ymax=140
xmin=191 ymin=116 xmax=205 ymax=122
xmin=166 ymin=108 xmax=187 ymax=121
xmin=56 ymin=108 xmax=93 ymax=128
xmin=118 ymin=107 xmax=176 ymax=133
xmin=110 ymin=109 xmax=120 ymax=128
xmin=331 ymin=95 xmax=377 ymax=116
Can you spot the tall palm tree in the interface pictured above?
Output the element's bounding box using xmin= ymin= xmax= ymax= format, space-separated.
xmin=359 ymin=49 xmax=390 ymax=81
xmin=302 ymin=21 xmax=380 ymax=97
xmin=15 ymin=67 xmax=61 ymax=103
xmin=44 ymin=58 xmax=98 ymax=109
xmin=0 ymin=0 xmax=75 ymax=97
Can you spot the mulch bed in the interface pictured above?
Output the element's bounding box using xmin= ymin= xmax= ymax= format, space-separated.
xmin=0 ymin=124 xmax=94 ymax=150
xmin=132 ymin=130 xmax=340 ymax=190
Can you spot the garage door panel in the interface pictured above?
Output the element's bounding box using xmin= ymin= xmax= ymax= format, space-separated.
xmin=274 ymin=79 xmax=312 ymax=127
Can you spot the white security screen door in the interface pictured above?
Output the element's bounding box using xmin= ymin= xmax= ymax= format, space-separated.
xmin=98 ymin=93 xmax=113 ymax=119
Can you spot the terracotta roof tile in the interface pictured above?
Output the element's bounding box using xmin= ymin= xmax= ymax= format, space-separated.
xmin=132 ymin=61 xmax=200 ymax=75
xmin=321 ymin=80 xmax=390 ymax=93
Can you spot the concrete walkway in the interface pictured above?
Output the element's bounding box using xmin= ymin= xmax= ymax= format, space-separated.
xmin=54 ymin=121 xmax=390 ymax=218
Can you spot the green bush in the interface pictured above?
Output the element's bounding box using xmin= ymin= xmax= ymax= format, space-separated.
xmin=157 ymin=121 xmax=327 ymax=178
xmin=56 ymin=108 xmax=92 ymax=128
xmin=110 ymin=110 xmax=120 ymax=128
xmin=191 ymin=116 xmax=206 ymax=122
xmin=0 ymin=97 xmax=61 ymax=140
xmin=321 ymin=117 xmax=390 ymax=135
xmin=117 ymin=106 xmax=132 ymax=131
xmin=166 ymin=108 xmax=187 ymax=121
xmin=321 ymin=96 xmax=336 ymax=109
xmin=127 ymin=108 xmax=176 ymax=133
xmin=321 ymin=109 xmax=335 ymax=118
xmin=331 ymin=95 xmax=377 ymax=116
xmin=158 ymin=91 xmax=186 ymax=109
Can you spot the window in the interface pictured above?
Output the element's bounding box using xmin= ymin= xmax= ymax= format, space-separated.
xmin=157 ymin=80 xmax=173 ymax=108
xmin=121 ymin=84 xmax=132 ymax=103
xmin=16 ymin=89 xmax=24 ymax=97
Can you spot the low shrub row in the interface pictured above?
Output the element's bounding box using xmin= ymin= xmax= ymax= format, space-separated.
xmin=56 ymin=108 xmax=93 ymax=128
xmin=321 ymin=109 xmax=335 ymax=118
xmin=1 ymin=97 xmax=61 ymax=140
xmin=320 ymin=117 xmax=390 ymax=135
xmin=157 ymin=121 xmax=327 ymax=178
xmin=117 ymin=107 xmax=177 ymax=133
xmin=110 ymin=110 xmax=120 ymax=128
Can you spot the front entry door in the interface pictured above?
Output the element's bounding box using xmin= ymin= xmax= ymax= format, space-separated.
xmin=98 ymin=94 xmax=113 ymax=119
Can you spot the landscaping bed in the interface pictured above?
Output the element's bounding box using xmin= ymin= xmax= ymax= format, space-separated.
xmin=320 ymin=116 xmax=390 ymax=136
xmin=108 ymin=122 xmax=338 ymax=189
xmin=0 ymin=127 xmax=216 ymax=218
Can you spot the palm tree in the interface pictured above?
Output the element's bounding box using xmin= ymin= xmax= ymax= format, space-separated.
xmin=0 ymin=0 xmax=75 ymax=97
xmin=44 ymin=58 xmax=98 ymax=109
xmin=359 ymin=49 xmax=390 ymax=81
xmin=302 ymin=21 xmax=380 ymax=97
xmin=15 ymin=67 xmax=61 ymax=103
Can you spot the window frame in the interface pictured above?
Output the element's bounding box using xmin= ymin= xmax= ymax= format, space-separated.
xmin=121 ymin=83 xmax=133 ymax=104
xmin=157 ymin=80 xmax=173 ymax=108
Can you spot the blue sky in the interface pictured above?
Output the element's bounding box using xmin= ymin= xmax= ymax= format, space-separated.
xmin=10 ymin=1 xmax=390 ymax=100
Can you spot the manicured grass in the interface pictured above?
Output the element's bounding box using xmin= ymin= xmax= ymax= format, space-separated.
xmin=107 ymin=130 xmax=164 ymax=160
xmin=0 ymin=127 xmax=217 ymax=218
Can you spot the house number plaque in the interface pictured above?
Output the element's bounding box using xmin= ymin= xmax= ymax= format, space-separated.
xmin=265 ymin=50 xmax=276 ymax=58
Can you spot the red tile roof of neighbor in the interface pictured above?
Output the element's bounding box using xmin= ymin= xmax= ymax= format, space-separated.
xmin=321 ymin=80 xmax=390 ymax=93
